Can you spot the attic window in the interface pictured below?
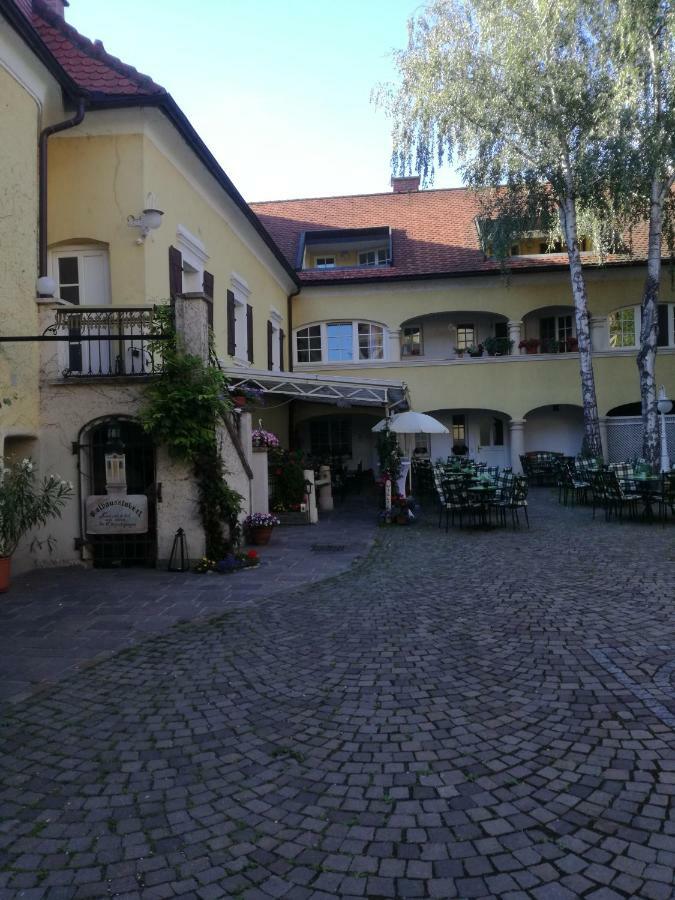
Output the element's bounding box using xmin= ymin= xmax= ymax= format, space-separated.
xmin=359 ymin=248 xmax=389 ymax=267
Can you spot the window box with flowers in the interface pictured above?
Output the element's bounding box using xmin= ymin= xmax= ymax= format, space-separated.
xmin=244 ymin=512 xmax=281 ymax=545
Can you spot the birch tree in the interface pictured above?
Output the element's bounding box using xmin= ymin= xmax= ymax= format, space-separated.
xmin=377 ymin=0 xmax=617 ymax=456
xmin=608 ymin=1 xmax=675 ymax=468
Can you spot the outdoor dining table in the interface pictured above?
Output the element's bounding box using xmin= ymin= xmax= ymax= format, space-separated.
xmin=467 ymin=482 xmax=497 ymax=529
xmin=623 ymin=473 xmax=661 ymax=521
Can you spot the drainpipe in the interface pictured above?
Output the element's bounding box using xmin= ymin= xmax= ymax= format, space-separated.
xmin=39 ymin=97 xmax=86 ymax=277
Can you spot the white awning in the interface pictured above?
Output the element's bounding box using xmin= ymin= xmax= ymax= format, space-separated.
xmin=220 ymin=365 xmax=408 ymax=410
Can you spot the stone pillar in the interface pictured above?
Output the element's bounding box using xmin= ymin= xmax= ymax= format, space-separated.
xmin=509 ymin=418 xmax=526 ymax=473
xmin=599 ymin=416 xmax=609 ymax=462
xmin=508 ymin=320 xmax=523 ymax=355
xmin=317 ymin=464 xmax=334 ymax=512
xmin=387 ymin=329 xmax=401 ymax=362
xmin=251 ymin=448 xmax=269 ymax=514
xmin=174 ymin=292 xmax=209 ymax=361
xmin=590 ymin=316 xmax=608 ymax=352
xmin=239 ymin=412 xmax=253 ymax=467
xmin=304 ymin=468 xmax=319 ymax=523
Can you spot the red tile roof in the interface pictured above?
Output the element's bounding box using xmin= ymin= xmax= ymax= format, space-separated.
xmin=30 ymin=0 xmax=165 ymax=98
xmin=251 ymin=188 xmax=648 ymax=283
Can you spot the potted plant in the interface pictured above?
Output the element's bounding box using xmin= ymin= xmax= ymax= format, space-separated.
xmin=484 ymin=336 xmax=514 ymax=356
xmin=453 ymin=346 xmax=466 ymax=358
xmin=518 ymin=338 xmax=540 ymax=354
xmin=0 ymin=458 xmax=73 ymax=592
xmin=467 ymin=343 xmax=484 ymax=358
xmin=391 ymin=495 xmax=413 ymax=524
xmin=566 ymin=336 xmax=579 ymax=352
xmin=243 ymin=512 xmax=281 ymax=545
xmin=252 ymin=426 xmax=280 ymax=450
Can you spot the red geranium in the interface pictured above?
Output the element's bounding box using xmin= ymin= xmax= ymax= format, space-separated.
xmin=246 ymin=549 xmax=258 ymax=560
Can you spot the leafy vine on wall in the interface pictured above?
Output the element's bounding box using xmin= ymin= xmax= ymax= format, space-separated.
xmin=141 ymin=305 xmax=243 ymax=558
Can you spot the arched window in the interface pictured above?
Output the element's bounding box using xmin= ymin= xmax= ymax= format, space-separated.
xmin=49 ymin=243 xmax=111 ymax=306
xmin=295 ymin=321 xmax=386 ymax=365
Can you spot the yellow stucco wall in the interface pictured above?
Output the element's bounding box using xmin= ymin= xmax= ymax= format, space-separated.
xmin=0 ymin=64 xmax=40 ymax=439
xmin=140 ymin=135 xmax=290 ymax=365
xmin=47 ymin=127 xmax=291 ymax=368
xmin=48 ymin=134 xmax=146 ymax=304
xmin=291 ymin=270 xmax=675 ymax=420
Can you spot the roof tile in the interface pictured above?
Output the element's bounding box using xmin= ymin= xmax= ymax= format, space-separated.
xmin=251 ymin=189 xmax=649 ymax=282
xmin=30 ymin=0 xmax=165 ymax=97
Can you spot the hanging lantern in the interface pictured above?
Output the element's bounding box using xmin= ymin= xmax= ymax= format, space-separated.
xmin=168 ymin=527 xmax=190 ymax=572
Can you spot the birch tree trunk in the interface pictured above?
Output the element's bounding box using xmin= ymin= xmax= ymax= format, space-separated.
xmin=559 ymin=196 xmax=603 ymax=457
xmin=637 ymin=176 xmax=665 ymax=470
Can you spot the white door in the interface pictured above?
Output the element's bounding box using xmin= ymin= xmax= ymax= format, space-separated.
xmin=51 ymin=247 xmax=112 ymax=374
xmin=474 ymin=414 xmax=509 ymax=468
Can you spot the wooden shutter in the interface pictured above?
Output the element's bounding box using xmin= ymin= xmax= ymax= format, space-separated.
xmin=279 ymin=329 xmax=285 ymax=372
xmin=203 ymin=270 xmax=214 ymax=328
xmin=226 ymin=290 xmax=236 ymax=356
xmin=246 ymin=304 xmax=254 ymax=363
xmin=267 ymin=320 xmax=274 ymax=370
xmin=169 ymin=246 xmax=182 ymax=299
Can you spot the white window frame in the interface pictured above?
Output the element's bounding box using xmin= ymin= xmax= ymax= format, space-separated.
xmin=49 ymin=244 xmax=111 ymax=306
xmin=270 ymin=307 xmax=283 ymax=372
xmin=608 ymin=306 xmax=638 ymax=349
xmin=231 ymin=272 xmax=251 ymax=364
xmin=314 ymin=256 xmax=336 ymax=269
xmin=401 ymin=324 xmax=423 ymax=357
xmin=358 ymin=247 xmax=389 ymax=267
xmin=176 ymin=225 xmax=209 ymax=293
xmin=294 ymin=321 xmax=387 ymax=366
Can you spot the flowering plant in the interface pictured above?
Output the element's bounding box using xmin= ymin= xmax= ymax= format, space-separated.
xmin=243 ymin=512 xmax=280 ymax=529
xmin=194 ymin=556 xmax=216 ymax=573
xmin=0 ymin=458 xmax=73 ymax=557
xmin=252 ymin=428 xmax=280 ymax=449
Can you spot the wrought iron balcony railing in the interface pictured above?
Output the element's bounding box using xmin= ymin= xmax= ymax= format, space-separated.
xmin=51 ymin=306 xmax=167 ymax=378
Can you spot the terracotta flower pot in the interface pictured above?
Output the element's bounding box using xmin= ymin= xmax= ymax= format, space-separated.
xmin=0 ymin=557 xmax=11 ymax=593
xmin=249 ymin=525 xmax=273 ymax=546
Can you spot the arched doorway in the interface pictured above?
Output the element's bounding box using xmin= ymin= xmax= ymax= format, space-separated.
xmin=80 ymin=417 xmax=157 ymax=568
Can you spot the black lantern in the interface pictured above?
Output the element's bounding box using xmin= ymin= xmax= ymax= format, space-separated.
xmin=168 ymin=527 xmax=190 ymax=572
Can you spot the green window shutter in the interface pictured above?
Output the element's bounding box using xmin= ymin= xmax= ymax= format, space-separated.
xmin=226 ymin=290 xmax=236 ymax=356
xmin=169 ymin=246 xmax=182 ymax=299
xmin=246 ymin=304 xmax=254 ymax=363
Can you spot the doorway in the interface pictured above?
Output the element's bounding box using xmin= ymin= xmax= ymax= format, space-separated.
xmin=83 ymin=418 xmax=157 ymax=567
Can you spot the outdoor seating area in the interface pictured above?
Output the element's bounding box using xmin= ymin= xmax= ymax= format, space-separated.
xmin=520 ymin=450 xmax=567 ymax=485
xmin=557 ymin=457 xmax=675 ymax=523
xmin=422 ymin=458 xmax=529 ymax=531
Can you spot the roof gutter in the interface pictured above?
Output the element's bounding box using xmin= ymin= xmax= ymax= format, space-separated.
xmin=39 ymin=96 xmax=86 ymax=277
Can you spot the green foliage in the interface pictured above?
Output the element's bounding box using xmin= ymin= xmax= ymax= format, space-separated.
xmin=269 ymin=448 xmax=307 ymax=509
xmin=0 ymin=458 xmax=73 ymax=557
xmin=141 ymin=306 xmax=243 ymax=557
xmin=376 ymin=427 xmax=402 ymax=481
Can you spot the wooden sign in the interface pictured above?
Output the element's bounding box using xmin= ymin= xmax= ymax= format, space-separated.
xmin=86 ymin=495 xmax=148 ymax=534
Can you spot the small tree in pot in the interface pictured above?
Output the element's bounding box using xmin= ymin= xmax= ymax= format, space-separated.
xmin=0 ymin=458 xmax=73 ymax=591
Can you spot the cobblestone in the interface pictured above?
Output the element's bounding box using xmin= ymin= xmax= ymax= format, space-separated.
xmin=1 ymin=490 xmax=675 ymax=898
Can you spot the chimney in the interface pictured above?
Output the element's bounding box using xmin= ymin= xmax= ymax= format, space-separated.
xmin=41 ymin=0 xmax=69 ymax=17
xmin=391 ymin=175 xmax=420 ymax=193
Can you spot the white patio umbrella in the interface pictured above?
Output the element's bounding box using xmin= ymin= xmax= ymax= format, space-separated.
xmin=372 ymin=411 xmax=449 ymax=435
xmin=372 ymin=411 xmax=449 ymax=493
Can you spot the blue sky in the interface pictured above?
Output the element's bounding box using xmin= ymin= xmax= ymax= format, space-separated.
xmin=66 ymin=0 xmax=461 ymax=201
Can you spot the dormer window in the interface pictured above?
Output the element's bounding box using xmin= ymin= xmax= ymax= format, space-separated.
xmin=359 ymin=248 xmax=388 ymax=267
xmin=300 ymin=227 xmax=392 ymax=271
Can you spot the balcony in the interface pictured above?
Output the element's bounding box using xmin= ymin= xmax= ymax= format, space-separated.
xmin=50 ymin=306 xmax=167 ymax=378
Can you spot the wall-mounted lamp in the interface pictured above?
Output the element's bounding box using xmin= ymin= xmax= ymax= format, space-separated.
xmin=36 ymin=275 xmax=57 ymax=297
xmin=127 ymin=192 xmax=164 ymax=244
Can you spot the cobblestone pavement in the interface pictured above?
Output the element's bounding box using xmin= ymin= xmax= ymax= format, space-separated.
xmin=2 ymin=490 xmax=675 ymax=900
xmin=0 ymin=503 xmax=375 ymax=704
